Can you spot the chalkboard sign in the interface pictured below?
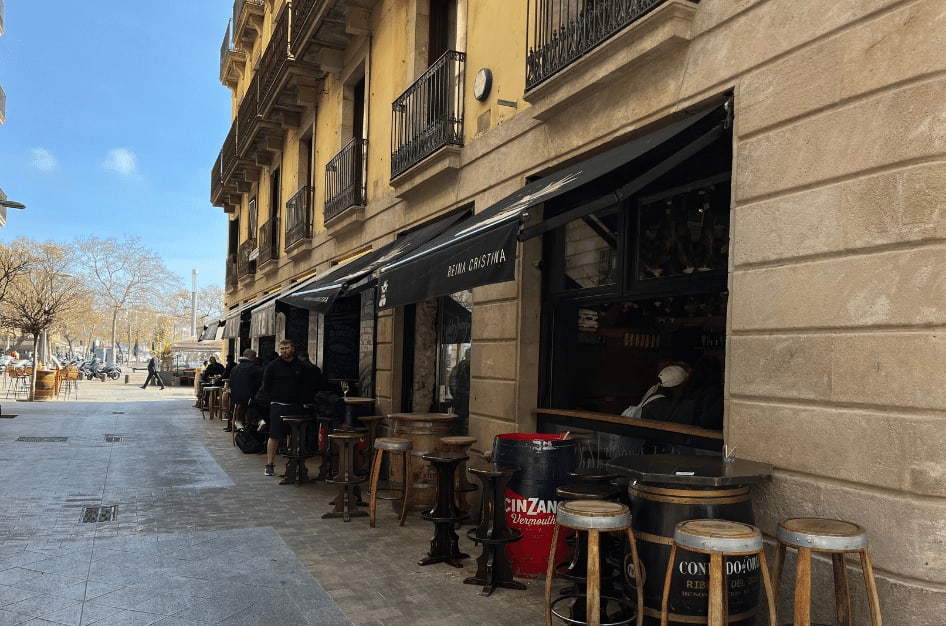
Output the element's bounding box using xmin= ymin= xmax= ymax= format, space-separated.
xmin=358 ymin=288 xmax=376 ymax=396
xmin=442 ymin=295 xmax=472 ymax=344
xmin=324 ymin=296 xmax=360 ymax=381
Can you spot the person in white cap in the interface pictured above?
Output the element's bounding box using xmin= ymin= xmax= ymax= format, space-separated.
xmin=621 ymin=364 xmax=688 ymax=420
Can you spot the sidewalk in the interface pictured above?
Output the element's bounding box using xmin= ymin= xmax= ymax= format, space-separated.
xmin=0 ymin=373 xmax=547 ymax=625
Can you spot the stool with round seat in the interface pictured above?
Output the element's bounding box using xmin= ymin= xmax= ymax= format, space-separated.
xmin=464 ymin=466 xmax=526 ymax=596
xmin=322 ymin=431 xmax=367 ymax=522
xmin=772 ymin=517 xmax=882 ymax=626
xmin=439 ymin=435 xmax=478 ymax=518
xmin=356 ymin=415 xmax=386 ymax=476
xmin=660 ymin=519 xmax=777 ymax=626
xmin=368 ymin=437 xmax=413 ymax=528
xmin=545 ymin=500 xmax=643 ymax=626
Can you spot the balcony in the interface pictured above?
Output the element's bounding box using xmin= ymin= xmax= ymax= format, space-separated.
xmin=220 ymin=19 xmax=248 ymax=90
xmin=324 ymin=138 xmax=367 ymax=224
xmin=0 ymin=83 xmax=5 ymax=126
xmin=232 ymin=0 xmax=265 ymax=49
xmin=237 ymin=239 xmax=257 ymax=279
xmin=257 ymin=217 xmax=280 ymax=269
xmin=390 ymin=50 xmax=466 ymax=180
xmin=226 ymin=257 xmax=238 ymax=289
xmin=285 ymin=185 xmax=314 ymax=250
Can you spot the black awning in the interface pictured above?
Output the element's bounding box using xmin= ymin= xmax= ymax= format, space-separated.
xmin=376 ymin=100 xmax=729 ymax=309
xmin=279 ymin=211 xmax=467 ymax=312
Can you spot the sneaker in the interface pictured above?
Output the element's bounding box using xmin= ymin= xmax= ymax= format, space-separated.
xmin=264 ymin=464 xmax=275 ymax=476
xmin=139 ymin=386 xmax=146 ymax=389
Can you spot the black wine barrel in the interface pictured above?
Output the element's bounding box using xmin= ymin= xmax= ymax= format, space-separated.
xmin=627 ymin=483 xmax=760 ymax=625
xmin=492 ymin=433 xmax=578 ymax=578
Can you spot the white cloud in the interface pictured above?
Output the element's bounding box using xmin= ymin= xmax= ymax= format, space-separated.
xmin=30 ymin=148 xmax=58 ymax=171
xmin=102 ymin=148 xmax=138 ymax=176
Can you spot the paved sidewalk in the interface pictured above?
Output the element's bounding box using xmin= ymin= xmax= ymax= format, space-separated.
xmin=0 ymin=373 xmax=547 ymax=625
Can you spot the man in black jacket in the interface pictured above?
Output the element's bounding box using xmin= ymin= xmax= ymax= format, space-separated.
xmin=256 ymin=339 xmax=322 ymax=476
xmin=226 ymin=349 xmax=263 ymax=433
xmin=140 ymin=354 xmax=165 ymax=390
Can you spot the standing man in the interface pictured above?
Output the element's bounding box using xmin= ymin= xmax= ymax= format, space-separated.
xmin=226 ymin=349 xmax=263 ymax=433
xmin=256 ymin=339 xmax=320 ymax=477
xmin=141 ymin=353 xmax=165 ymax=390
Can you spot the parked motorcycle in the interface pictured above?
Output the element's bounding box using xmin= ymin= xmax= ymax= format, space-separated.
xmin=80 ymin=359 xmax=121 ymax=381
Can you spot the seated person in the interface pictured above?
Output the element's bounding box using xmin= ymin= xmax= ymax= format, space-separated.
xmin=621 ymin=364 xmax=688 ymax=420
xmin=667 ymin=356 xmax=723 ymax=429
xmin=201 ymin=356 xmax=226 ymax=385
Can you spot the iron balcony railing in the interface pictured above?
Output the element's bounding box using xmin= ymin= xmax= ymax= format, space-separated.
xmin=237 ymin=239 xmax=257 ymax=278
xmin=237 ymin=73 xmax=259 ymax=155
xmin=391 ymin=50 xmax=466 ymax=179
xmin=325 ymin=139 xmax=367 ymax=222
xmin=220 ymin=20 xmax=234 ymax=71
xmin=526 ymin=0 xmax=674 ymax=90
xmin=285 ymin=185 xmax=314 ymax=248
xmin=257 ymin=7 xmax=291 ymax=108
xmin=226 ymin=258 xmax=238 ymax=288
xmin=211 ymin=151 xmax=224 ymax=206
xmin=257 ymin=217 xmax=279 ymax=268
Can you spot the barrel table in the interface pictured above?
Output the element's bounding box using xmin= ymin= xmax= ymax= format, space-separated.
xmin=387 ymin=413 xmax=458 ymax=511
xmin=606 ymin=454 xmax=773 ymax=626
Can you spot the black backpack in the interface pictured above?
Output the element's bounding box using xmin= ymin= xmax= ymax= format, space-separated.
xmin=235 ymin=429 xmax=265 ymax=454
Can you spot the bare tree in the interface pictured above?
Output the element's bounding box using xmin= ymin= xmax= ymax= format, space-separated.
xmin=75 ymin=235 xmax=181 ymax=363
xmin=0 ymin=240 xmax=86 ymax=399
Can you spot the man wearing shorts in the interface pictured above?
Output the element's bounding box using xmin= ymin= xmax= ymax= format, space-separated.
xmin=256 ymin=339 xmax=321 ymax=476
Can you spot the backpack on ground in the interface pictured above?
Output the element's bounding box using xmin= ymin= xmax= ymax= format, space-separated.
xmin=235 ymin=428 xmax=265 ymax=454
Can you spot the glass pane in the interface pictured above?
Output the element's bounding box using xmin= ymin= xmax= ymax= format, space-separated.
xmin=437 ymin=291 xmax=472 ymax=433
xmin=563 ymin=204 xmax=620 ymax=290
xmin=638 ymin=185 xmax=729 ymax=280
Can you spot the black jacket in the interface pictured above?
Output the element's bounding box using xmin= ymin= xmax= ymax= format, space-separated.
xmin=257 ymin=357 xmax=323 ymax=406
xmin=227 ymin=357 xmax=263 ymax=404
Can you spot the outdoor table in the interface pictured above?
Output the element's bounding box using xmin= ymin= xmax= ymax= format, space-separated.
xmin=342 ymin=396 xmax=375 ymax=427
xmin=387 ymin=412 xmax=458 ymax=511
xmin=202 ymin=386 xmax=223 ymax=420
xmin=606 ymin=454 xmax=774 ymax=625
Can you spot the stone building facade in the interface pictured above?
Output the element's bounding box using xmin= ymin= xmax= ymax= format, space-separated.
xmin=211 ymin=0 xmax=946 ymax=621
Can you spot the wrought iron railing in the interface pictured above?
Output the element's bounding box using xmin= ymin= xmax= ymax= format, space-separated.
xmin=226 ymin=258 xmax=238 ymax=288
xmin=236 ymin=73 xmax=259 ymax=155
xmin=257 ymin=7 xmax=291 ymax=108
xmin=220 ymin=20 xmax=234 ymax=71
xmin=257 ymin=217 xmax=279 ymax=268
xmin=285 ymin=185 xmax=314 ymax=248
xmin=325 ymin=139 xmax=367 ymax=221
xmin=211 ymin=151 xmax=224 ymax=205
xmin=237 ymin=239 xmax=257 ymax=278
xmin=526 ymin=0 xmax=674 ymax=90
xmin=291 ymin=0 xmax=318 ymax=53
xmin=390 ymin=50 xmax=466 ymax=179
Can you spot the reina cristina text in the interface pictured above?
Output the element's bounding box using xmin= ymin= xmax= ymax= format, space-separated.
xmin=446 ymin=248 xmax=507 ymax=278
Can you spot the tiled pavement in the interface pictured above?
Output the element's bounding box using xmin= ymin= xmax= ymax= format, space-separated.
xmin=0 ymin=373 xmax=548 ymax=625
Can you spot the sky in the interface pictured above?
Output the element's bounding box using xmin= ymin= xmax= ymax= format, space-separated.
xmin=0 ymin=1 xmax=233 ymax=289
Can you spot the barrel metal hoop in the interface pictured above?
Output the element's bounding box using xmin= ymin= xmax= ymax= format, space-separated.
xmin=673 ymin=530 xmax=762 ymax=553
xmin=777 ymin=526 xmax=867 ymax=551
xmin=642 ymin=604 xmax=759 ymax=622
xmin=631 ymin=484 xmax=751 ymax=499
xmin=634 ymin=529 xmax=675 ymax=545
xmin=557 ymin=510 xmax=632 ymax=531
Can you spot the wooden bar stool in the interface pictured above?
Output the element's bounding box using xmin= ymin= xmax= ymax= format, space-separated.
xmin=322 ymin=432 xmax=367 ymax=522
xmin=368 ymin=437 xmax=413 ymax=528
xmin=772 ymin=517 xmax=882 ymax=626
xmin=545 ymin=500 xmax=643 ymax=626
xmin=439 ymin=435 xmax=478 ymax=519
xmin=660 ymin=519 xmax=777 ymax=626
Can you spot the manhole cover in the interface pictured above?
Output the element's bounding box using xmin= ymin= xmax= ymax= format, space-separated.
xmin=104 ymin=435 xmax=123 ymax=443
xmin=81 ymin=505 xmax=117 ymax=523
xmin=17 ymin=436 xmax=68 ymax=442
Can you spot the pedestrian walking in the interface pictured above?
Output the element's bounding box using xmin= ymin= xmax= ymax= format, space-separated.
xmin=141 ymin=354 xmax=165 ymax=390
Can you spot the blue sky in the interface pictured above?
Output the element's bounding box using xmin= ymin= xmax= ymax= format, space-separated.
xmin=0 ymin=2 xmax=233 ymax=289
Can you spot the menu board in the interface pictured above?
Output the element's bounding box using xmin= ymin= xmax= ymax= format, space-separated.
xmin=324 ymin=296 xmax=360 ymax=381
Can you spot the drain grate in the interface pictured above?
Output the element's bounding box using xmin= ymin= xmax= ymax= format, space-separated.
xmin=17 ymin=436 xmax=69 ymax=443
xmin=81 ymin=505 xmax=117 ymax=523
xmin=104 ymin=435 xmax=123 ymax=443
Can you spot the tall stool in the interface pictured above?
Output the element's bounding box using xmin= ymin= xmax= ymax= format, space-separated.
xmin=418 ymin=452 xmax=470 ymax=568
xmin=772 ymin=518 xmax=882 ymax=626
xmin=357 ymin=415 xmax=386 ymax=477
xmin=279 ymin=415 xmax=320 ymax=486
xmin=368 ymin=437 xmax=413 ymax=528
xmin=464 ymin=466 xmax=526 ymax=596
xmin=660 ymin=520 xmax=777 ymax=626
xmin=322 ymin=431 xmax=367 ymax=522
xmin=545 ymin=500 xmax=643 ymax=626
xmin=439 ymin=435 xmax=478 ymax=519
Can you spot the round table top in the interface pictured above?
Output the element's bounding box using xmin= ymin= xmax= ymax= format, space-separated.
xmin=606 ymin=453 xmax=774 ymax=487
xmin=388 ymin=412 xmax=457 ymax=423
xmin=343 ymin=396 xmax=375 ymax=404
xmin=282 ymin=414 xmax=321 ymax=422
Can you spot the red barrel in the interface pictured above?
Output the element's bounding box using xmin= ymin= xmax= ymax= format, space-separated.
xmin=492 ymin=433 xmax=578 ymax=578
